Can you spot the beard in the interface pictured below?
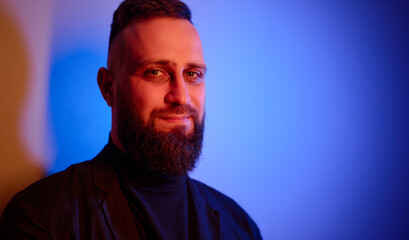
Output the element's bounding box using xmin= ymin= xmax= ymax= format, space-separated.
xmin=116 ymin=97 xmax=204 ymax=177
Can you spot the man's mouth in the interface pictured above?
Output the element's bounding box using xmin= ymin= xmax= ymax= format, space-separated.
xmin=158 ymin=115 xmax=191 ymax=124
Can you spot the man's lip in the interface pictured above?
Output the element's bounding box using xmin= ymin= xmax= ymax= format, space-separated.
xmin=158 ymin=115 xmax=191 ymax=121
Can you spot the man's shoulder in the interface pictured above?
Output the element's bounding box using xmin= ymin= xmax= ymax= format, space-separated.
xmin=8 ymin=160 xmax=97 ymax=209
xmin=0 ymin=157 xmax=118 ymax=239
xmin=189 ymin=178 xmax=239 ymax=207
xmin=188 ymin=178 xmax=262 ymax=239
xmin=18 ymin=160 xmax=93 ymax=194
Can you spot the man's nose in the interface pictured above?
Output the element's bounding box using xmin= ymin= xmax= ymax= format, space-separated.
xmin=164 ymin=73 xmax=190 ymax=106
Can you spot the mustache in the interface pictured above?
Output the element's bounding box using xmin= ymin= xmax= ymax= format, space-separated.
xmin=150 ymin=105 xmax=199 ymax=119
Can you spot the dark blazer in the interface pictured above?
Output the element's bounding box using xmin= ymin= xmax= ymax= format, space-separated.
xmin=0 ymin=145 xmax=262 ymax=240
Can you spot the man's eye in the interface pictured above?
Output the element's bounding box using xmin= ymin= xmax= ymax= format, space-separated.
xmin=186 ymin=71 xmax=197 ymax=77
xmin=147 ymin=69 xmax=165 ymax=76
xmin=143 ymin=69 xmax=169 ymax=83
xmin=185 ymin=71 xmax=203 ymax=83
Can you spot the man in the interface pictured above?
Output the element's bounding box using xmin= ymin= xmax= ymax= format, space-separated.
xmin=0 ymin=0 xmax=262 ymax=239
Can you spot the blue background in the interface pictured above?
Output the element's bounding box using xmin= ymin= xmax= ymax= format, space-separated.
xmin=48 ymin=0 xmax=409 ymax=239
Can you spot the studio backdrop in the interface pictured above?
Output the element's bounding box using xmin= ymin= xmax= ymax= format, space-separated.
xmin=1 ymin=0 xmax=408 ymax=239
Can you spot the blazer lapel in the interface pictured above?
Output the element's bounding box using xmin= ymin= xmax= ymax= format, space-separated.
xmin=101 ymin=192 xmax=141 ymax=240
xmin=91 ymin=147 xmax=141 ymax=240
xmin=204 ymin=204 xmax=220 ymax=240
xmin=187 ymin=178 xmax=220 ymax=240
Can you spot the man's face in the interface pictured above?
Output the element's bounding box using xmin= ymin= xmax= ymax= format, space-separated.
xmin=104 ymin=17 xmax=206 ymax=176
xmin=111 ymin=17 xmax=206 ymax=136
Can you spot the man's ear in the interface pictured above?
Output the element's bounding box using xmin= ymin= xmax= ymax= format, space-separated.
xmin=97 ymin=67 xmax=115 ymax=106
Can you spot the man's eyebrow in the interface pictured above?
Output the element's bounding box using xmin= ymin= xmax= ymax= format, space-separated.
xmin=132 ymin=59 xmax=207 ymax=73
xmin=187 ymin=63 xmax=208 ymax=74
xmin=130 ymin=59 xmax=169 ymax=70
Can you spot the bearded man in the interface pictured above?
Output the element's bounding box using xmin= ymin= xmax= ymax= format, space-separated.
xmin=0 ymin=0 xmax=261 ymax=239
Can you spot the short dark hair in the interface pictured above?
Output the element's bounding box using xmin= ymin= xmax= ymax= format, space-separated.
xmin=109 ymin=0 xmax=192 ymax=51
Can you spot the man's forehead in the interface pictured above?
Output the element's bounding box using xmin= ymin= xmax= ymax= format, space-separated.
xmin=108 ymin=17 xmax=204 ymax=71
xmin=120 ymin=17 xmax=199 ymax=42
